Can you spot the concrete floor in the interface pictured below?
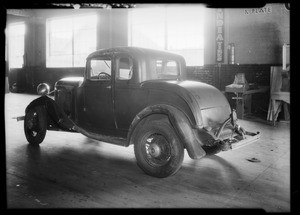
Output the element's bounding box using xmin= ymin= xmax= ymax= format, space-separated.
xmin=5 ymin=93 xmax=290 ymax=211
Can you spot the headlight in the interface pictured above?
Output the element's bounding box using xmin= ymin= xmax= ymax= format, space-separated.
xmin=37 ymin=83 xmax=50 ymax=96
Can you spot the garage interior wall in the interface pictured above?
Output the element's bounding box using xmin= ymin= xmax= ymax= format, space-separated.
xmin=191 ymin=3 xmax=289 ymax=89
xmin=7 ymin=8 xmax=129 ymax=92
xmin=7 ymin=4 xmax=289 ymax=97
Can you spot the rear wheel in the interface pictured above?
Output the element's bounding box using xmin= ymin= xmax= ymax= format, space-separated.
xmin=133 ymin=120 xmax=184 ymax=178
xmin=24 ymin=106 xmax=47 ymax=145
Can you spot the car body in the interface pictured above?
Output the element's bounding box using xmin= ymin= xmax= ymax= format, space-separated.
xmin=20 ymin=47 xmax=260 ymax=178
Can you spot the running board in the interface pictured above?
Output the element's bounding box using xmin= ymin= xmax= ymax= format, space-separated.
xmin=73 ymin=125 xmax=127 ymax=146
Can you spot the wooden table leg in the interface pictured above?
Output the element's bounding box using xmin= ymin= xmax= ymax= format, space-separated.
xmin=236 ymin=93 xmax=244 ymax=119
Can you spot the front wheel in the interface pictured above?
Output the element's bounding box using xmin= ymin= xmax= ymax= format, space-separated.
xmin=24 ymin=106 xmax=47 ymax=145
xmin=133 ymin=120 xmax=184 ymax=178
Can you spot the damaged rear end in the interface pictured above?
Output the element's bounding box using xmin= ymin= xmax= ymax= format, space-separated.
xmin=179 ymin=81 xmax=260 ymax=156
xmin=198 ymin=109 xmax=260 ymax=155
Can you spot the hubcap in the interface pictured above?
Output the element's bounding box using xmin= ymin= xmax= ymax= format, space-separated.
xmin=143 ymin=133 xmax=172 ymax=166
xmin=149 ymin=143 xmax=161 ymax=157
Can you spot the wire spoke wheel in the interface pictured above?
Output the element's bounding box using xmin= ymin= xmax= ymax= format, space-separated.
xmin=24 ymin=106 xmax=47 ymax=145
xmin=143 ymin=133 xmax=172 ymax=167
xmin=25 ymin=110 xmax=40 ymax=137
xmin=133 ymin=120 xmax=184 ymax=178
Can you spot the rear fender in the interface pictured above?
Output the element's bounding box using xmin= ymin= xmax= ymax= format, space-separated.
xmin=127 ymin=104 xmax=207 ymax=159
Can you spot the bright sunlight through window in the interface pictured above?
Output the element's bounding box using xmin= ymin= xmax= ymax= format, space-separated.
xmin=46 ymin=14 xmax=97 ymax=68
xmin=129 ymin=5 xmax=205 ymax=66
xmin=7 ymin=23 xmax=25 ymax=69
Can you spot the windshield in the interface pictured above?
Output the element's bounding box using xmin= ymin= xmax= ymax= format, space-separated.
xmin=145 ymin=59 xmax=179 ymax=81
xmin=87 ymin=58 xmax=112 ymax=80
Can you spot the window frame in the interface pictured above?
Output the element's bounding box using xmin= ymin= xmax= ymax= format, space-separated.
xmin=86 ymin=56 xmax=113 ymax=82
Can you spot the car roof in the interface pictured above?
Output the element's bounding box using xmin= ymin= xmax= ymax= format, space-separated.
xmin=86 ymin=46 xmax=185 ymax=62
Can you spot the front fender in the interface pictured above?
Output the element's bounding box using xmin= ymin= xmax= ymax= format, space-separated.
xmin=25 ymin=95 xmax=52 ymax=113
xmin=127 ymin=104 xmax=207 ymax=159
xmin=25 ymin=95 xmax=74 ymax=131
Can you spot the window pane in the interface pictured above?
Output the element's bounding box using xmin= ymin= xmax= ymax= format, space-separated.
xmin=49 ymin=18 xmax=72 ymax=32
xmin=166 ymin=6 xmax=204 ymax=66
xmin=129 ymin=5 xmax=205 ymax=66
xmin=46 ymin=14 xmax=97 ymax=68
xmin=147 ymin=59 xmax=178 ymax=81
xmin=117 ymin=57 xmax=133 ymax=80
xmin=164 ymin=61 xmax=178 ymax=75
xmin=89 ymin=59 xmax=111 ymax=80
xmin=73 ymin=15 xmax=97 ymax=30
xmin=74 ymin=29 xmax=96 ymax=54
xmin=48 ymin=55 xmax=72 ymax=68
xmin=171 ymin=49 xmax=204 ymax=66
xmin=130 ymin=7 xmax=165 ymax=25
xmin=50 ymin=31 xmax=72 ymax=55
xmin=7 ymin=23 xmax=25 ymax=68
xmin=130 ymin=7 xmax=165 ymax=50
xmin=131 ymin=23 xmax=165 ymax=50
xmin=167 ymin=22 xmax=204 ymax=50
xmin=74 ymin=54 xmax=88 ymax=67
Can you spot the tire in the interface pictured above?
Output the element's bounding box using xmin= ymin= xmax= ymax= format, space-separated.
xmin=24 ymin=106 xmax=47 ymax=145
xmin=133 ymin=120 xmax=184 ymax=178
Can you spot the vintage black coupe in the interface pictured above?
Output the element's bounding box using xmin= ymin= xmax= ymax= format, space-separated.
xmin=19 ymin=47 xmax=260 ymax=178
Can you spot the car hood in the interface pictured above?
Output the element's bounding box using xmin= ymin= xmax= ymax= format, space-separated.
xmin=55 ymin=77 xmax=84 ymax=88
xmin=141 ymin=80 xmax=231 ymax=128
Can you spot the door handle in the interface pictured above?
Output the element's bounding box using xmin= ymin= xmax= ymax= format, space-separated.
xmin=106 ymin=86 xmax=111 ymax=89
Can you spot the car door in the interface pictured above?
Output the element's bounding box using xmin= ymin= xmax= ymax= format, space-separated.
xmin=76 ymin=55 xmax=116 ymax=133
xmin=114 ymin=54 xmax=148 ymax=134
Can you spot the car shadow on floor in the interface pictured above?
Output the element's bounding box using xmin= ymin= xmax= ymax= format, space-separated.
xmin=179 ymin=155 xmax=246 ymax=193
xmin=14 ymin=142 xmax=265 ymax=201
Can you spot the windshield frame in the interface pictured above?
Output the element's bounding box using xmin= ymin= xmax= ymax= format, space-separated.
xmin=85 ymin=56 xmax=112 ymax=81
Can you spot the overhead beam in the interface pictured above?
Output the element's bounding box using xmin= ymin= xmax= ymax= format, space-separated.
xmin=7 ymin=9 xmax=34 ymax=17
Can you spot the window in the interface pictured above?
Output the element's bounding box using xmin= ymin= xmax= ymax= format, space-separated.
xmin=163 ymin=61 xmax=178 ymax=76
xmin=117 ymin=57 xmax=133 ymax=80
xmin=46 ymin=14 xmax=97 ymax=67
xmin=7 ymin=23 xmax=25 ymax=69
xmin=129 ymin=5 xmax=205 ymax=66
xmin=147 ymin=59 xmax=179 ymax=81
xmin=88 ymin=58 xmax=111 ymax=80
xmin=129 ymin=7 xmax=165 ymax=50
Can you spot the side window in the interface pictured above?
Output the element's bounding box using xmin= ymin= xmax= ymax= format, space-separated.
xmin=154 ymin=59 xmax=178 ymax=79
xmin=88 ymin=58 xmax=111 ymax=80
xmin=164 ymin=61 xmax=178 ymax=75
xmin=117 ymin=57 xmax=133 ymax=80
